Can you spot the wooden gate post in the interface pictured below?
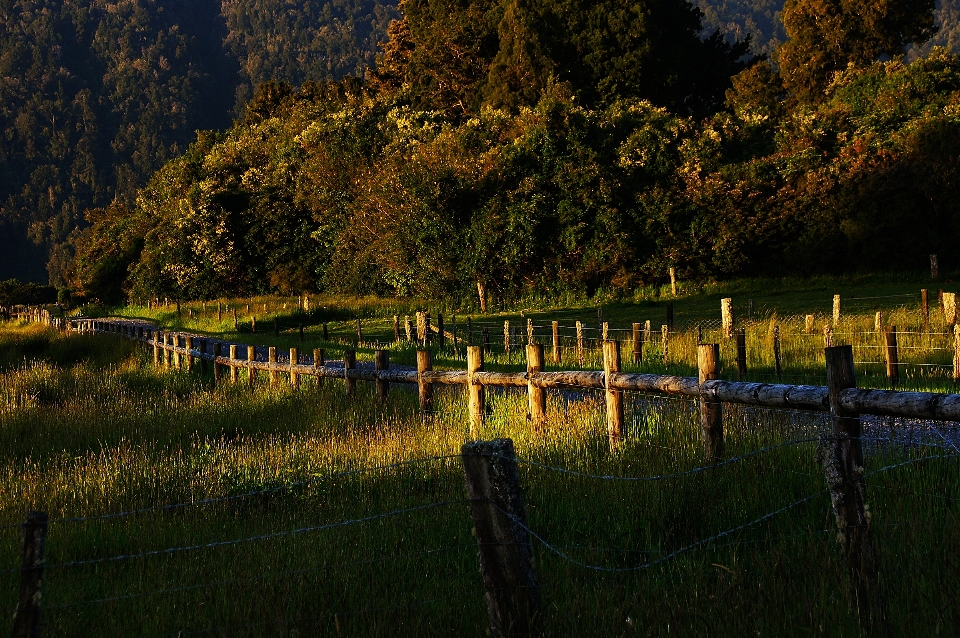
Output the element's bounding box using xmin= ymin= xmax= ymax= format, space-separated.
xmin=417 ymin=350 xmax=433 ymax=413
xmin=12 ymin=511 xmax=47 ymax=638
xmin=375 ymin=349 xmax=390 ymax=401
xmin=247 ymin=345 xmax=256 ymax=388
xmin=698 ymin=344 xmax=723 ymax=463
xmin=467 ymin=346 xmax=485 ymax=433
xmin=632 ymin=323 xmax=642 ymax=365
xmin=735 ymin=328 xmax=747 ymax=380
xmin=883 ymin=327 xmax=899 ymax=386
xmin=343 ymin=350 xmax=356 ymax=396
xmin=526 ymin=344 xmax=546 ymax=431
xmin=603 ymin=341 xmax=623 ymax=446
xmin=289 ymin=348 xmax=299 ymax=389
xmin=822 ymin=345 xmax=884 ymax=628
xmin=461 ymin=439 xmax=542 ymax=637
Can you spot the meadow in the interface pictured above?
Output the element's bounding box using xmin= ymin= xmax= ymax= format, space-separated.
xmin=2 ymin=275 xmax=959 ymax=636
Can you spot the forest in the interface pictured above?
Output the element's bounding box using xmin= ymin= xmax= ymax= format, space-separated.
xmin=4 ymin=0 xmax=960 ymax=307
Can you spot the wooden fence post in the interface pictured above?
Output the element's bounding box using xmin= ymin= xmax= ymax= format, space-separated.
xmin=721 ymin=298 xmax=734 ymax=338
xmin=405 ymin=316 xmax=412 ymax=342
xmin=552 ymin=321 xmax=560 ymax=364
xmin=393 ymin=315 xmax=400 ymax=342
xmin=921 ymin=289 xmax=929 ymax=330
xmin=152 ymin=331 xmax=160 ymax=366
xmin=344 ymin=350 xmax=356 ymax=396
xmin=313 ymin=348 xmax=325 ymax=387
xmin=576 ymin=321 xmax=584 ymax=365
xmin=467 ymin=346 xmax=485 ymax=433
xmin=874 ymin=312 xmax=882 ymax=334
xmin=356 ymin=318 xmax=363 ymax=344
xmin=931 ymin=253 xmax=939 ymax=279
xmin=833 ymin=295 xmax=841 ymax=327
xmin=823 ymin=326 xmax=833 ymax=348
xmin=661 ymin=325 xmax=669 ymax=365
xmin=883 ymin=327 xmax=899 ymax=386
xmin=806 ymin=314 xmax=815 ymax=334
xmin=526 ymin=318 xmax=534 ymax=345
xmin=417 ymin=350 xmax=433 ymax=413
xmin=735 ymin=328 xmax=747 ymax=380
xmin=12 ymin=510 xmax=47 ymax=638
xmin=526 ymin=344 xmax=546 ymax=431
xmin=233 ymin=308 xmax=238 ymax=330
xmin=601 ymin=321 xmax=609 ymax=342
xmin=773 ymin=325 xmax=783 ymax=381
xmin=247 ymin=345 xmax=256 ymax=388
xmin=212 ymin=342 xmax=221 ymax=382
xmin=416 ymin=312 xmax=426 ymax=344
xmin=632 ymin=323 xmax=642 ymax=365
xmin=644 ymin=320 xmax=651 ymax=343
xmin=822 ymin=345 xmax=884 ymax=627
xmin=229 ymin=345 xmax=238 ymax=383
xmin=172 ymin=333 xmax=182 ymax=370
xmin=289 ymin=347 xmax=299 ymax=389
xmin=252 ymin=316 xmax=257 ymax=334
xmin=698 ymin=344 xmax=723 ymax=463
xmin=322 ymin=322 xmax=329 ymax=341
xmin=375 ymin=349 xmax=389 ymax=401
xmin=669 ymin=266 xmax=677 ymax=296
xmin=603 ymin=341 xmax=623 ymax=446
xmin=504 ymin=320 xmax=511 ymax=357
xmin=944 ymin=292 xmax=957 ymax=327
xmin=268 ymin=347 xmax=278 ymax=384
xmin=461 ymin=439 xmax=542 ymax=637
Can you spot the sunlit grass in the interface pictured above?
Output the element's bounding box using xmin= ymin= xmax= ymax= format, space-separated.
xmin=0 ymin=320 xmax=956 ymax=636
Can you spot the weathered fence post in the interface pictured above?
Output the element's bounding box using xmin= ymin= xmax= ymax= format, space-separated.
xmin=822 ymin=345 xmax=884 ymax=627
xmin=313 ymin=348 xmax=325 ymax=387
xmin=931 ymin=253 xmax=939 ymax=279
xmin=404 ymin=316 xmax=412 ymax=342
xmin=417 ymin=312 xmax=426 ymax=344
xmin=601 ymin=321 xmax=609 ymax=342
xmin=921 ymin=289 xmax=929 ymax=329
xmin=355 ymin=318 xmax=363 ymax=344
xmin=212 ymin=342 xmax=221 ymax=382
xmin=526 ymin=344 xmax=546 ymax=431
xmin=552 ymin=321 xmax=560 ymax=364
xmin=603 ymin=341 xmax=623 ymax=446
xmin=833 ymin=294 xmax=841 ymax=327
xmin=773 ymin=325 xmax=783 ymax=381
xmin=698 ymin=344 xmax=723 ymax=463
xmin=393 ymin=315 xmax=400 ymax=342
xmin=806 ymin=314 xmax=815 ymax=334
xmin=526 ymin=318 xmax=534 ymax=345
xmin=669 ymin=266 xmax=677 ymax=296
xmin=823 ymin=326 xmax=833 ymax=348
xmin=644 ymin=320 xmax=651 ymax=343
xmin=152 ymin=331 xmax=160 ymax=366
xmin=229 ymin=345 xmax=238 ymax=383
xmin=343 ymin=350 xmax=356 ymax=396
xmin=504 ymin=320 xmax=511 ymax=358
xmin=12 ymin=510 xmax=47 ymax=638
xmin=268 ymin=347 xmax=278 ymax=384
xmin=944 ymin=292 xmax=956 ymax=327
xmin=576 ymin=321 xmax=584 ymax=365
xmin=375 ymin=349 xmax=389 ymax=401
xmin=172 ymin=333 xmax=182 ymax=370
xmin=721 ymin=298 xmax=734 ymax=338
xmin=883 ymin=327 xmax=899 ymax=386
xmin=467 ymin=346 xmax=485 ymax=433
xmin=735 ymin=328 xmax=747 ymax=380
xmin=289 ymin=347 xmax=299 ymax=389
xmin=247 ymin=345 xmax=256 ymax=388
xmin=417 ymin=350 xmax=433 ymax=413
xmin=661 ymin=325 xmax=669 ymax=365
xmin=874 ymin=312 xmax=882 ymax=334
xmin=461 ymin=439 xmax=542 ymax=637
xmin=251 ymin=316 xmax=257 ymax=334
xmin=632 ymin=323 xmax=642 ymax=365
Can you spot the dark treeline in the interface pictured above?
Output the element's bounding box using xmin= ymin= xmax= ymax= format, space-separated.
xmin=0 ymin=0 xmax=398 ymax=283
xmin=64 ymin=0 xmax=960 ymax=309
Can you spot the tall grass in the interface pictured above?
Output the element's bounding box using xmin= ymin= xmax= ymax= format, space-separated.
xmin=0 ymin=320 xmax=956 ymax=636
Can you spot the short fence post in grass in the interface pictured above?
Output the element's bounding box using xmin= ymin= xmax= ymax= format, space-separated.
xmin=661 ymin=324 xmax=669 ymax=365
xmin=822 ymin=345 xmax=884 ymax=626
xmin=931 ymin=253 xmax=939 ymax=279
xmin=944 ymin=292 xmax=957 ymax=328
xmin=268 ymin=347 xmax=278 ymax=384
xmin=503 ymin=320 xmax=511 ymax=358
xmin=921 ymin=289 xmax=929 ymax=329
xmin=721 ymin=298 xmax=734 ymax=338
xmin=12 ymin=510 xmax=47 ymax=638
xmin=644 ymin=319 xmax=651 ymax=343
xmin=883 ymin=327 xmax=899 ymax=386
xmin=247 ymin=345 xmax=256 ymax=388
xmin=416 ymin=311 xmax=426 ymax=344
xmin=218 ymin=302 xmax=222 ymax=322
xmin=666 ymin=302 xmax=674 ymax=330
xmin=482 ymin=326 xmax=491 ymax=354
xmin=669 ymin=266 xmax=677 ymax=296
xmin=461 ymin=438 xmax=542 ymax=637
xmin=527 ymin=318 xmax=534 ymax=345
xmin=773 ymin=325 xmax=783 ymax=381
xmin=251 ymin=316 xmax=257 ymax=334
xmin=874 ymin=312 xmax=882 ymax=333
xmin=322 ymin=322 xmax=329 ymax=341
xmin=698 ymin=343 xmax=723 ymax=463
xmin=823 ymin=326 xmax=833 ymax=348
xmin=552 ymin=321 xmax=561 ymax=364
xmin=833 ymin=294 xmax=841 ymax=327
xmin=954 ymin=325 xmax=960 ymax=382
xmin=438 ymin=313 xmax=445 ymax=349
xmin=229 ymin=345 xmax=238 ymax=383
xmin=375 ymin=349 xmax=389 ymax=401
xmin=404 ymin=316 xmax=412 ymax=342
xmin=467 ymin=346 xmax=485 ymax=432
xmin=289 ymin=347 xmax=299 ymax=389
xmin=393 ymin=315 xmax=400 ymax=342
xmin=603 ymin=340 xmax=623 ymax=446
xmin=601 ymin=321 xmax=609 ymax=342
xmin=806 ymin=314 xmax=815 ymax=334
xmin=313 ymin=348 xmax=325 ymax=387
xmin=735 ymin=328 xmax=747 ymax=380
xmin=417 ymin=349 xmax=433 ymax=413
xmin=152 ymin=331 xmax=160 ymax=366
xmin=632 ymin=323 xmax=642 ymax=365
xmin=355 ymin=318 xmax=362 ymax=344
xmin=212 ymin=342 xmax=221 ymax=381
xmin=344 ymin=349 xmax=356 ymax=396
xmin=576 ymin=321 xmax=584 ymax=365
xmin=526 ymin=344 xmax=546 ymax=431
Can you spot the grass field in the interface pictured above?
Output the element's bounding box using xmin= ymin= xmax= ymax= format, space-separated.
xmin=3 ymin=275 xmax=959 ymax=636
